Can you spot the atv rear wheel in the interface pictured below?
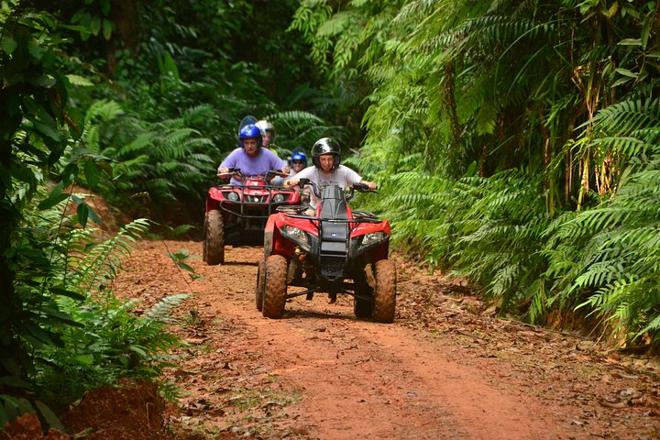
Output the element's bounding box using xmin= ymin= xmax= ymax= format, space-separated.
xmin=262 ymin=255 xmax=287 ymax=319
xmin=372 ymin=259 xmax=396 ymax=323
xmin=255 ymin=257 xmax=266 ymax=311
xmin=354 ymin=267 xmax=374 ymax=319
xmin=204 ymin=210 xmax=225 ymax=265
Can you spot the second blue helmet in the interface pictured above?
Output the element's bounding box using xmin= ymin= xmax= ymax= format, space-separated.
xmin=290 ymin=151 xmax=307 ymax=165
xmin=239 ymin=124 xmax=263 ymax=148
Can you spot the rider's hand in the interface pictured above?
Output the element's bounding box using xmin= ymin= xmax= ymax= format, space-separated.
xmin=217 ymin=167 xmax=229 ymax=177
xmin=284 ymin=177 xmax=299 ymax=188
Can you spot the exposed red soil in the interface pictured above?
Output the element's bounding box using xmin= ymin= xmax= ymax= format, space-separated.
xmin=102 ymin=240 xmax=659 ymax=439
xmin=60 ymin=380 xmax=173 ymax=440
xmin=1 ymin=414 xmax=69 ymax=440
xmin=1 ymin=381 xmax=174 ymax=440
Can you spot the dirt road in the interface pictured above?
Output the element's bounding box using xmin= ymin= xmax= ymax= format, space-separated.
xmin=113 ymin=241 xmax=658 ymax=439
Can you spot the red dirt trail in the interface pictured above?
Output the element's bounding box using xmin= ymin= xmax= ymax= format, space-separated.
xmin=112 ymin=241 xmax=658 ymax=440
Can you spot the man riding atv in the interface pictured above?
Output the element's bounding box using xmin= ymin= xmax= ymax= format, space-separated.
xmin=217 ymin=124 xmax=287 ymax=184
xmin=284 ymin=137 xmax=377 ymax=214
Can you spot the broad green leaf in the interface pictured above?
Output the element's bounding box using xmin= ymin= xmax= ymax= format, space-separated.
xmin=611 ymin=76 xmax=632 ymax=87
xmin=88 ymin=204 xmax=102 ymax=225
xmin=615 ymin=67 xmax=637 ymax=78
xmin=60 ymin=162 xmax=78 ymax=185
xmin=23 ymin=323 xmax=58 ymax=347
xmin=90 ymin=16 xmax=101 ymax=36
xmin=617 ymin=38 xmax=641 ymax=46
xmin=74 ymin=354 xmax=94 ymax=366
xmin=1 ymin=36 xmax=17 ymax=54
xmin=606 ymin=1 xmax=618 ymax=18
xmin=102 ymin=19 xmax=112 ymax=40
xmin=77 ymin=202 xmax=89 ymax=227
xmin=34 ymin=401 xmax=65 ymax=431
xmin=51 ymin=287 xmax=86 ymax=301
xmin=641 ymin=14 xmax=652 ymax=49
xmin=84 ymin=160 xmax=100 ymax=188
xmin=66 ymin=74 xmax=93 ymax=86
xmin=100 ymin=0 xmax=111 ymax=15
xmin=38 ymin=184 xmax=68 ymax=210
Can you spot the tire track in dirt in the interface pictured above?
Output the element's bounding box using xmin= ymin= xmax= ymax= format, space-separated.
xmin=114 ymin=241 xmax=658 ymax=439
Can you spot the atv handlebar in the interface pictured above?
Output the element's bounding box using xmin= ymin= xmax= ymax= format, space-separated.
xmin=297 ymin=178 xmax=319 ymax=197
xmin=218 ymin=168 xmax=287 ymax=183
xmin=266 ymin=169 xmax=289 ymax=180
xmin=296 ymin=179 xmax=375 ymax=199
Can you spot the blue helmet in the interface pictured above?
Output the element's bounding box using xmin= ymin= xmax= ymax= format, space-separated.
xmin=239 ymin=124 xmax=263 ymax=148
xmin=290 ymin=151 xmax=307 ymax=166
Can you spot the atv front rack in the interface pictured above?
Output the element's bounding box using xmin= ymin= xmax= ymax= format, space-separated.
xmin=218 ymin=184 xmax=297 ymax=220
xmin=280 ymin=212 xmax=383 ymax=225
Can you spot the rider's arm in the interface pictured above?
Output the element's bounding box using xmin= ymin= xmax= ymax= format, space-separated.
xmin=218 ymin=148 xmax=241 ymax=177
xmin=217 ymin=148 xmax=240 ymax=177
xmin=277 ymin=156 xmax=289 ymax=174
xmin=342 ymin=166 xmax=377 ymax=190
xmin=284 ymin=165 xmax=313 ymax=188
xmin=362 ymin=180 xmax=377 ymax=190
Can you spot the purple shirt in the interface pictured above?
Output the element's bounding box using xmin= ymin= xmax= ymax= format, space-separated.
xmin=219 ymin=148 xmax=285 ymax=185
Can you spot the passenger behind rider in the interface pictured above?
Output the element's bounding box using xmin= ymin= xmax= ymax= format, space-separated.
xmin=217 ymin=124 xmax=286 ymax=185
xmin=286 ymin=150 xmax=310 ymax=201
xmin=288 ymin=150 xmax=308 ymax=177
xmin=284 ymin=138 xmax=377 ymax=214
xmin=255 ymin=120 xmax=276 ymax=149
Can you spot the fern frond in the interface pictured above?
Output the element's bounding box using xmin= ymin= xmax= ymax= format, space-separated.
xmin=143 ymin=293 xmax=190 ymax=324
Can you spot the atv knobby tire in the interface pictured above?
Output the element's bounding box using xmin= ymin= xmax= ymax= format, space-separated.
xmin=255 ymin=257 xmax=266 ymax=311
xmin=372 ymin=259 xmax=396 ymax=323
xmin=354 ymin=267 xmax=374 ymax=319
xmin=204 ymin=210 xmax=225 ymax=265
xmin=262 ymin=255 xmax=287 ymax=319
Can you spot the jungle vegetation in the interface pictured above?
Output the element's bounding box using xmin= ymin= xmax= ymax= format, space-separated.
xmin=0 ymin=0 xmax=658 ymax=430
xmin=291 ymin=0 xmax=659 ymax=346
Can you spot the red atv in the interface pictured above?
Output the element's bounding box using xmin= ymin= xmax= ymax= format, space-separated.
xmin=203 ymin=168 xmax=299 ymax=265
xmin=256 ymin=180 xmax=396 ymax=322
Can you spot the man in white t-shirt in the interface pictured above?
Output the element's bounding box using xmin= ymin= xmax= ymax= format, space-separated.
xmin=284 ymin=138 xmax=377 ymax=212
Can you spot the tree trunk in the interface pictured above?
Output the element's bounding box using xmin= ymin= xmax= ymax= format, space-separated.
xmin=442 ymin=61 xmax=461 ymax=147
xmin=107 ymin=0 xmax=142 ymax=76
xmin=0 ymin=88 xmax=22 ymax=379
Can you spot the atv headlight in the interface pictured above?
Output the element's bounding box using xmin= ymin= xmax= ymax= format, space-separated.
xmin=226 ymin=191 xmax=239 ymax=202
xmin=360 ymin=232 xmax=387 ymax=247
xmin=272 ymin=193 xmax=286 ymax=203
xmin=281 ymin=225 xmax=310 ymax=249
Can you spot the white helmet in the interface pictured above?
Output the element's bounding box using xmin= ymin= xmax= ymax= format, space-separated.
xmin=255 ymin=120 xmax=274 ymax=135
xmin=255 ymin=120 xmax=275 ymax=147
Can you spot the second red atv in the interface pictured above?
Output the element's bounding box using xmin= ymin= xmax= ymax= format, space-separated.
xmin=256 ymin=180 xmax=396 ymax=322
xmin=203 ymin=168 xmax=300 ymax=265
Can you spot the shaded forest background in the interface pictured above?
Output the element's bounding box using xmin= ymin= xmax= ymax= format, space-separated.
xmin=0 ymin=0 xmax=658 ymax=431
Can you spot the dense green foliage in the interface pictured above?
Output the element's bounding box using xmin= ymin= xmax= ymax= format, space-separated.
xmin=294 ymin=0 xmax=659 ymax=345
xmin=0 ymin=0 xmax=334 ymax=428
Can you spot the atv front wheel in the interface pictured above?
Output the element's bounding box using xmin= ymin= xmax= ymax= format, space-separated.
xmin=255 ymin=257 xmax=266 ymax=311
xmin=262 ymin=255 xmax=287 ymax=318
xmin=372 ymin=259 xmax=396 ymax=323
xmin=204 ymin=210 xmax=225 ymax=265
